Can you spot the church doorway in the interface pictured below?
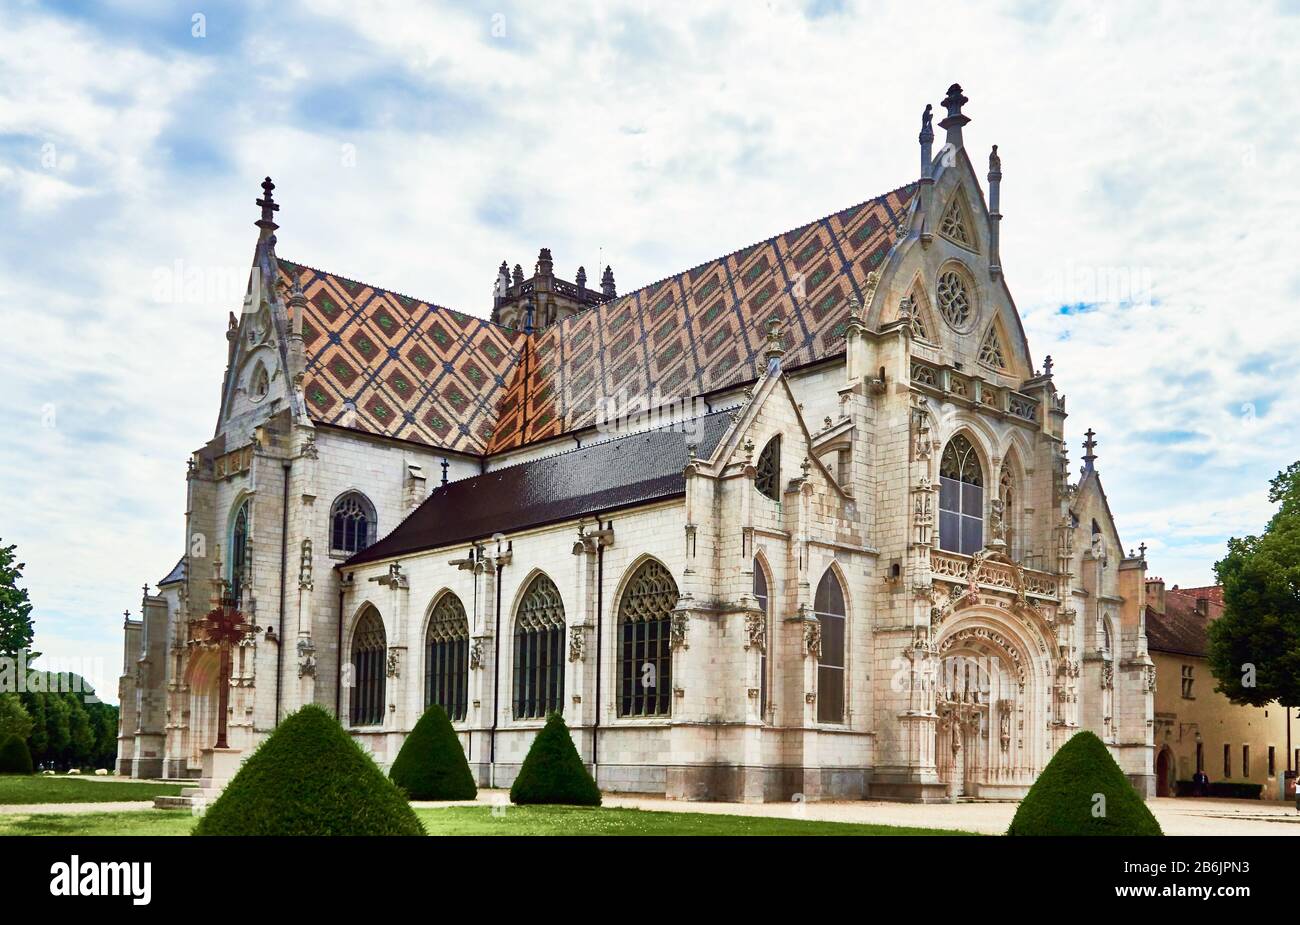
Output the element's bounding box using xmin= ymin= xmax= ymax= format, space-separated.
xmin=934 ymin=614 xmax=1048 ymax=800
xmin=1155 ymin=747 xmax=1173 ymax=797
xmin=184 ymin=648 xmax=221 ymax=772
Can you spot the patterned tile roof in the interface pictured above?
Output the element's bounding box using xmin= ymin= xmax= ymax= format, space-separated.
xmin=1146 ymin=585 xmax=1225 ymax=658
xmin=280 ymin=259 xmax=526 ymax=454
xmin=486 ymin=182 xmax=917 ymax=452
xmin=279 ymin=179 xmax=917 ymax=457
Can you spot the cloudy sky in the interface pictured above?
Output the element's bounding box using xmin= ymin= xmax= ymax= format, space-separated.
xmin=1 ymin=0 xmax=1296 ymax=701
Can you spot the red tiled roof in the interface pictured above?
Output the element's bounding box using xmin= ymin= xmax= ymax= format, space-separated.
xmin=487 ymin=183 xmax=918 ymax=452
xmin=1146 ymin=585 xmax=1225 ymax=657
xmin=279 ymin=180 xmax=918 ymax=456
xmin=282 ymin=260 xmax=526 ymax=454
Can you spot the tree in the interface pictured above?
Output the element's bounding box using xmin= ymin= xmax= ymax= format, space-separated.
xmin=0 ymin=541 xmax=34 ymax=659
xmin=193 ymin=705 xmax=425 ymax=836
xmin=0 ymin=735 xmax=33 ymax=775
xmin=0 ymin=693 xmax=32 ymax=744
xmin=509 ymin=712 xmax=601 ymax=806
xmin=1208 ymin=461 xmax=1300 ymax=710
xmin=389 ymin=705 xmax=477 ymax=800
xmin=1008 ymin=731 xmax=1162 ymax=836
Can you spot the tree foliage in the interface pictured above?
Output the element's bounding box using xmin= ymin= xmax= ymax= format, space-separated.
xmin=510 ymin=712 xmax=601 ymax=806
xmin=1008 ymin=731 xmax=1162 ymax=836
xmin=194 ymin=705 xmax=425 ymax=836
xmin=389 ymin=704 xmax=477 ymax=800
xmin=1209 ymin=461 xmax=1300 ymax=708
xmin=18 ymin=674 xmax=118 ymax=771
xmin=0 ymin=541 xmax=34 ymax=659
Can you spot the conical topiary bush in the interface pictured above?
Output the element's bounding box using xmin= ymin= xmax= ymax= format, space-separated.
xmin=193 ymin=704 xmax=425 ymax=836
xmin=1008 ymin=730 xmax=1162 ymax=836
xmin=0 ymin=735 xmax=33 ymax=774
xmin=510 ymin=712 xmax=601 ymax=806
xmin=389 ymin=704 xmax=477 ymax=800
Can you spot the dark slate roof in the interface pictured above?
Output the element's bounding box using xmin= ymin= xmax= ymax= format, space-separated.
xmin=1146 ymin=586 xmax=1223 ymax=657
xmin=158 ymin=557 xmax=186 ymax=587
xmin=344 ymin=410 xmax=735 ymax=566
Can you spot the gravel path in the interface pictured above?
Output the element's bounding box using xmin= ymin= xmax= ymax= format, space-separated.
xmin=0 ymin=801 xmax=157 ymax=815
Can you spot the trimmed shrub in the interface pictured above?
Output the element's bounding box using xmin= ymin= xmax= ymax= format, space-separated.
xmin=193 ymin=705 xmax=425 ymax=836
xmin=0 ymin=735 xmax=33 ymax=774
xmin=510 ymin=713 xmax=601 ymax=806
xmin=1008 ymin=731 xmax=1162 ymax=836
xmin=389 ymin=705 xmax=477 ymax=801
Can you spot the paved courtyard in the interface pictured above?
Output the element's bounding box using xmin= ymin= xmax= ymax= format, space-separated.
xmin=4 ymin=785 xmax=1297 ymax=834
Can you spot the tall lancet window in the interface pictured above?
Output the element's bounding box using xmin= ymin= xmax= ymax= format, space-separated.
xmin=513 ymin=573 xmax=565 ymax=720
xmin=617 ymin=560 xmax=677 ymax=717
xmin=350 ymin=608 xmax=387 ymax=727
xmin=939 ymin=435 xmax=984 ymax=555
xmin=229 ymin=500 xmax=250 ymax=604
xmin=754 ymin=560 xmax=771 ymax=717
xmin=425 ymin=593 xmax=470 ymax=721
xmin=814 ymin=569 xmax=847 ymax=724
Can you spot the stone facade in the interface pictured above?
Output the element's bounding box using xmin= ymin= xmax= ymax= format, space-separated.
xmin=118 ymin=85 xmax=1155 ymax=800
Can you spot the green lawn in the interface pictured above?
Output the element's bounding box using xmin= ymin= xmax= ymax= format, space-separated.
xmin=0 ymin=775 xmax=184 ymax=805
xmin=0 ymin=804 xmax=975 ymax=836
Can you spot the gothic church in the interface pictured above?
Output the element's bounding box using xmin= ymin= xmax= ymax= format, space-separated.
xmin=118 ymin=85 xmax=1157 ymax=801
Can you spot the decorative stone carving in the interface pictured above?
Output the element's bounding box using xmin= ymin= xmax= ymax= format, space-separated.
xmin=1101 ymin=663 xmax=1114 ymax=690
xmin=298 ymin=538 xmax=313 ymax=591
xmin=803 ymin=621 xmax=822 ymax=658
xmin=385 ymin=648 xmax=401 ymax=679
xmin=296 ymin=636 xmax=316 ymax=678
xmin=568 ymin=624 xmax=586 ymax=663
xmin=744 ymin=611 xmax=767 ymax=653
xmin=469 ymin=638 xmax=485 ymax=671
xmin=670 ymin=611 xmax=689 ymax=650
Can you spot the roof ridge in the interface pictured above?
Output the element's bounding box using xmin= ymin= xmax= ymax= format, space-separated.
xmin=480 ymin=404 xmax=742 ymax=478
xmin=278 ymin=257 xmax=521 ymax=334
xmin=549 ymin=179 xmax=918 ymax=337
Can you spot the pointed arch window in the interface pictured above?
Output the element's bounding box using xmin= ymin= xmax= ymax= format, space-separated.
xmin=939 ymin=435 xmax=984 ymax=555
xmin=815 ymin=569 xmax=847 ymax=724
xmin=229 ymin=500 xmax=250 ymax=604
xmin=425 ymin=593 xmax=470 ymax=721
xmin=350 ymin=608 xmax=387 ymax=727
xmin=330 ymin=491 xmax=376 ymax=556
xmin=998 ymin=460 xmax=1017 ymax=559
xmin=513 ymin=574 xmax=565 ymax=720
xmin=250 ymin=362 xmax=269 ymax=402
xmin=617 ymin=560 xmax=678 ymax=717
xmin=939 ymin=196 xmax=974 ymax=248
xmin=902 ymin=294 xmax=930 ymax=341
xmin=754 ymin=560 xmax=771 ymax=717
xmin=755 ymin=436 xmax=781 ymax=501
xmin=979 ymin=324 xmax=1007 ymax=370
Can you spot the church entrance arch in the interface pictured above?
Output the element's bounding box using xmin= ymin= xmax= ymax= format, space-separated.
xmin=934 ymin=609 xmax=1051 ymax=799
xmin=183 ymin=648 xmax=221 ymax=772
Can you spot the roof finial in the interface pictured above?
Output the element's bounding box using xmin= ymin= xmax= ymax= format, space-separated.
xmin=1043 ymin=354 xmax=1054 ymax=377
xmin=576 ymin=266 xmax=587 ymax=290
xmin=512 ymin=263 xmax=525 ymax=287
xmin=440 ymin=458 xmax=449 ymax=485
xmin=536 ymin=247 xmax=554 ymax=277
xmin=987 ymin=144 xmax=1003 ymax=279
xmin=256 ymin=176 xmax=280 ymax=236
xmin=601 ymin=265 xmax=616 ymax=300
xmin=764 ymin=317 xmax=786 ymax=366
xmin=1082 ymin=428 xmax=1098 ymax=474
xmin=939 ymin=83 xmax=970 ymax=150
xmin=918 ymin=103 xmax=934 ymax=180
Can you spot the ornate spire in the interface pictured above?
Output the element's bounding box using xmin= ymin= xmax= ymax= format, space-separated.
xmin=512 ymin=263 xmax=525 ymax=287
xmin=255 ymin=176 xmax=279 ymax=236
xmin=1043 ymin=354 xmax=1054 ymax=377
xmin=987 ymin=144 xmax=1003 ymax=279
xmin=601 ymin=265 xmax=616 ymax=299
xmin=938 ymin=83 xmax=970 ymax=149
xmin=576 ymin=266 xmax=587 ymax=290
xmin=536 ymin=247 xmax=554 ymax=277
xmin=1082 ymin=428 xmax=1098 ymax=474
